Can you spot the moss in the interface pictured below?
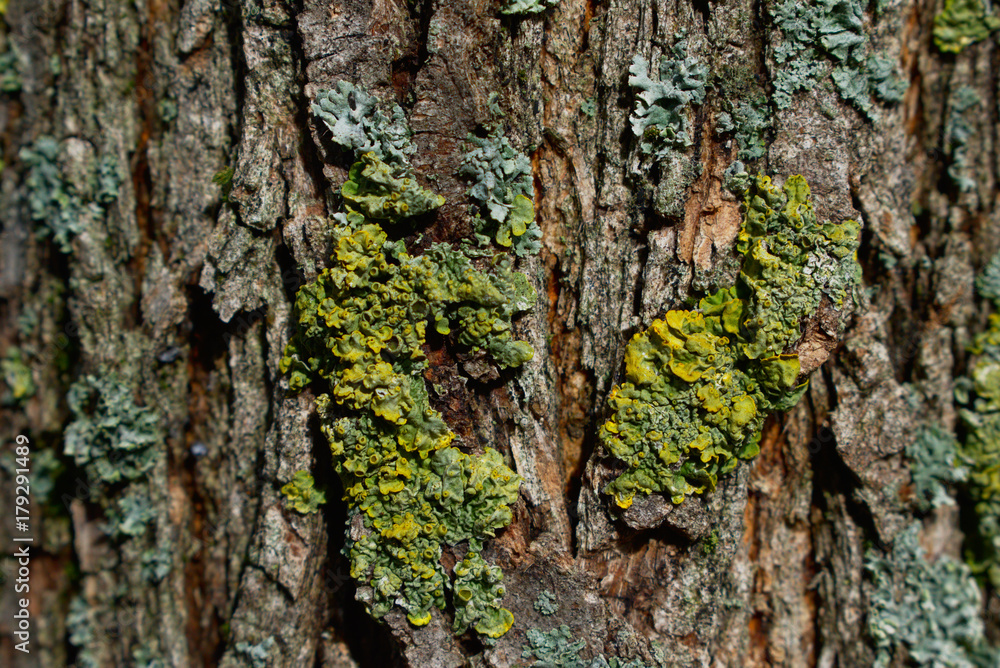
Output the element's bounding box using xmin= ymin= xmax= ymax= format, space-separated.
xmin=459 ymin=128 xmax=542 ymax=257
xmin=280 ymin=470 xmax=327 ymax=515
xmin=285 ymin=86 xmax=534 ymax=635
xmin=934 ymin=0 xmax=1000 ymax=53
xmin=212 ymin=166 xmax=234 ymax=201
xmin=599 ymin=174 xmax=860 ymax=507
xmin=867 ymin=523 xmax=997 ymax=667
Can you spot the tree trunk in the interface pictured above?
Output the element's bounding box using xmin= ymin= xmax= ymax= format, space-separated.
xmin=0 ymin=0 xmax=994 ymax=666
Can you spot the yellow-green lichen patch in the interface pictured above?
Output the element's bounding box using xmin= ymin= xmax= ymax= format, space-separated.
xmin=599 ymin=174 xmax=861 ymax=507
xmin=934 ymin=0 xmax=1000 ymax=53
xmin=281 ymin=166 xmax=532 ymax=635
xmin=280 ymin=470 xmax=326 ymax=515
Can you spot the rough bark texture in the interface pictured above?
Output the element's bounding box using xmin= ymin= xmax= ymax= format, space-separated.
xmin=0 ymin=0 xmax=996 ymax=666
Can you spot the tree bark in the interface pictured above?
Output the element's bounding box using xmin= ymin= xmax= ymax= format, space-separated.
xmin=0 ymin=0 xmax=994 ymax=666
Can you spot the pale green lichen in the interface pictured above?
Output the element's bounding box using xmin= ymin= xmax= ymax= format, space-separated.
xmin=934 ymin=0 xmax=1000 ymax=53
xmin=106 ymin=489 xmax=157 ymax=537
xmin=63 ymin=375 xmax=162 ymax=484
xmin=283 ymin=105 xmax=533 ymax=634
xmin=627 ymin=48 xmax=707 ymax=156
xmin=716 ymin=101 xmax=770 ymax=161
xmin=19 ymin=137 xmax=121 ymax=253
xmin=770 ymin=0 xmax=907 ymax=119
xmin=459 ymin=128 xmax=542 ymax=257
xmin=311 ymin=81 xmax=415 ymax=171
xmin=234 ymin=637 xmax=275 ymax=668
xmin=867 ymin=523 xmax=998 ymax=668
xmin=534 ymin=589 xmax=559 ymax=615
xmin=501 ymin=0 xmax=558 ymax=14
xmin=280 ymin=470 xmax=326 ymax=515
xmin=0 ymin=44 xmax=21 ymax=93
xmin=521 ymin=626 xmax=651 ymax=668
xmin=600 ymin=174 xmax=860 ymax=507
xmin=906 ymin=424 xmax=965 ymax=511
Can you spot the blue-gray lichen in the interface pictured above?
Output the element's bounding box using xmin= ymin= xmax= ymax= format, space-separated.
xmin=501 ymin=0 xmax=558 ymax=14
xmin=63 ymin=375 xmax=162 ymax=484
xmin=906 ymin=424 xmax=965 ymax=511
xmin=867 ymin=523 xmax=997 ymax=667
xmin=234 ymin=637 xmax=275 ymax=668
xmin=311 ymin=81 xmax=415 ymax=172
xmin=19 ymin=137 xmax=121 ymax=253
xmin=600 ymin=174 xmax=861 ymax=507
xmin=716 ymin=101 xmax=770 ymax=161
xmin=521 ymin=625 xmax=652 ymax=668
xmin=459 ymin=128 xmax=542 ymax=257
xmin=0 ymin=43 xmax=21 ymax=93
xmin=944 ymin=86 xmax=980 ymax=193
xmin=628 ymin=46 xmax=708 ymax=156
xmin=534 ymin=589 xmax=559 ymax=615
xmin=770 ymin=0 xmax=907 ymax=118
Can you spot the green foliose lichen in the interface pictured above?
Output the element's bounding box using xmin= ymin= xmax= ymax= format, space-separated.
xmin=600 ymin=174 xmax=860 ymax=507
xmin=63 ymin=375 xmax=162 ymax=484
xmin=234 ymin=637 xmax=275 ymax=668
xmin=944 ymin=85 xmax=980 ymax=193
xmin=906 ymin=424 xmax=966 ymax=511
xmin=284 ymin=98 xmax=533 ymax=635
xmin=1 ymin=346 xmax=35 ymax=404
xmin=19 ymin=137 xmax=121 ymax=253
xmin=867 ymin=523 xmax=998 ymax=668
xmin=534 ymin=589 xmax=559 ymax=615
xmin=459 ymin=128 xmax=542 ymax=257
xmin=716 ymin=101 xmax=770 ymax=161
xmin=280 ymin=470 xmax=327 ymax=515
xmin=0 ymin=44 xmax=22 ymax=93
xmin=521 ymin=625 xmax=652 ymax=668
xmin=934 ymin=0 xmax=1000 ymax=53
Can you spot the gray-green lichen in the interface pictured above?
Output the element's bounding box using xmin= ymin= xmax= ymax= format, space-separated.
xmin=867 ymin=523 xmax=998 ymax=668
xmin=459 ymin=128 xmax=542 ymax=257
xmin=933 ymin=0 xmax=1000 ymax=53
xmin=521 ymin=625 xmax=652 ymax=668
xmin=234 ymin=637 xmax=275 ymax=668
xmin=311 ymin=81 xmax=415 ymax=172
xmin=63 ymin=375 xmax=162 ymax=484
xmin=906 ymin=424 xmax=965 ymax=511
xmin=770 ymin=0 xmax=907 ymax=119
xmin=715 ymin=101 xmax=770 ymax=161
xmin=501 ymin=0 xmax=558 ymax=15
xmin=19 ymin=137 xmax=121 ymax=253
xmin=0 ymin=43 xmax=21 ymax=93
xmin=627 ymin=43 xmax=708 ymax=156
xmin=533 ymin=589 xmax=559 ymax=615
xmin=600 ymin=174 xmax=861 ymax=507
xmin=282 ymin=83 xmax=535 ymax=638
xmin=280 ymin=470 xmax=326 ymax=515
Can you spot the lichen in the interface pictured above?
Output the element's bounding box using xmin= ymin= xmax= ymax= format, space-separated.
xmin=280 ymin=470 xmax=326 ymax=515
xmin=0 ymin=43 xmax=22 ymax=93
xmin=234 ymin=637 xmax=275 ymax=668
xmin=1 ymin=346 xmax=35 ymax=404
xmin=284 ymin=88 xmax=534 ymax=636
xmin=944 ymin=85 xmax=980 ymax=193
xmin=956 ymin=260 xmax=1000 ymax=586
xmin=770 ymin=0 xmax=907 ymax=119
xmin=501 ymin=0 xmax=558 ymax=14
xmin=521 ymin=625 xmax=652 ymax=668
xmin=311 ymin=81 xmax=415 ymax=171
xmin=600 ymin=174 xmax=860 ymax=507
xmin=534 ymin=589 xmax=559 ymax=615
xmin=459 ymin=128 xmax=542 ymax=257
xmin=63 ymin=375 xmax=162 ymax=484
xmin=715 ymin=101 xmax=770 ymax=161
xmin=867 ymin=523 xmax=998 ymax=668
xmin=19 ymin=137 xmax=120 ymax=253
xmin=933 ymin=0 xmax=1000 ymax=53
xmin=627 ymin=46 xmax=708 ymax=157
xmin=906 ymin=424 xmax=965 ymax=511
